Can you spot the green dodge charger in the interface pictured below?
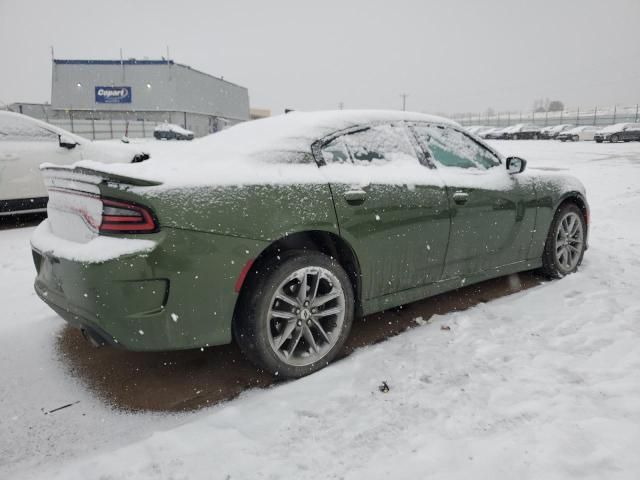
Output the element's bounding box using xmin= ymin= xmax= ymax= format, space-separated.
xmin=31 ymin=110 xmax=589 ymax=378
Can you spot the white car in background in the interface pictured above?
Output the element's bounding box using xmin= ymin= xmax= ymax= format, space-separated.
xmin=0 ymin=111 xmax=149 ymax=216
xmin=556 ymin=125 xmax=602 ymax=142
xmin=479 ymin=126 xmax=506 ymax=139
xmin=465 ymin=125 xmax=495 ymax=137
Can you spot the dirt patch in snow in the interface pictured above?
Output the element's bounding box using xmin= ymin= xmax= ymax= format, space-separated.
xmin=55 ymin=271 xmax=542 ymax=412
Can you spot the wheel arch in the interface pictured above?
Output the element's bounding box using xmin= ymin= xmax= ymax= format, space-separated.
xmin=233 ymin=230 xmax=363 ymax=325
xmin=554 ymin=191 xmax=590 ymax=248
xmin=555 ymin=191 xmax=589 ymax=225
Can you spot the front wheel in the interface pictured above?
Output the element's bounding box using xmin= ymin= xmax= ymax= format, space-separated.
xmin=234 ymin=251 xmax=354 ymax=379
xmin=541 ymin=204 xmax=586 ymax=278
xmin=610 ymin=134 xmax=619 ymax=143
xmin=573 ymin=135 xmax=579 ymax=142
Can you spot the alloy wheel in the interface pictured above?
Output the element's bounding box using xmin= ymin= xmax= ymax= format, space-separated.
xmin=266 ymin=267 xmax=346 ymax=367
xmin=554 ymin=212 xmax=584 ymax=272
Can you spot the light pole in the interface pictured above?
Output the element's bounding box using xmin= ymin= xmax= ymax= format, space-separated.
xmin=400 ymin=93 xmax=408 ymax=111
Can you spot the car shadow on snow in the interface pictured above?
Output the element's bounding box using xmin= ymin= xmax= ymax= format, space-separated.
xmin=55 ymin=271 xmax=543 ymax=413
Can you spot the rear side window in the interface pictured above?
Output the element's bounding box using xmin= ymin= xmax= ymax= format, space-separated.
xmin=0 ymin=115 xmax=58 ymax=142
xmin=412 ymin=124 xmax=500 ymax=170
xmin=321 ymin=124 xmax=419 ymax=166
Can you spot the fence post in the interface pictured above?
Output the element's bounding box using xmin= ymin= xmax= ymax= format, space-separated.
xmin=593 ymin=106 xmax=597 ymax=125
xmin=613 ymin=105 xmax=617 ymax=124
xmin=142 ymin=118 xmax=146 ymax=138
xmin=69 ymin=110 xmax=74 ymax=132
xmin=109 ymin=113 xmax=113 ymax=139
xmin=545 ymin=110 xmax=548 ymax=126
xmin=91 ymin=117 xmax=95 ymax=140
xmin=635 ymin=104 xmax=639 ymax=122
xmin=576 ymin=107 xmax=580 ymax=126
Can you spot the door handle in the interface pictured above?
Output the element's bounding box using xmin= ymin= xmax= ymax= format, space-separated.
xmin=452 ymin=191 xmax=469 ymax=205
xmin=344 ymin=189 xmax=367 ymax=205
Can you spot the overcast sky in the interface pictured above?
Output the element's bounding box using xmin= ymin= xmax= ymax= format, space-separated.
xmin=1 ymin=0 xmax=639 ymax=116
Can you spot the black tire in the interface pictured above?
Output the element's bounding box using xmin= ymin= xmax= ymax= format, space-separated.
xmin=595 ymin=139 xmax=603 ymax=143
xmin=610 ymin=134 xmax=619 ymax=143
xmin=572 ymin=135 xmax=579 ymax=142
xmin=541 ymin=203 xmax=587 ymax=278
xmin=234 ymin=251 xmax=354 ymax=379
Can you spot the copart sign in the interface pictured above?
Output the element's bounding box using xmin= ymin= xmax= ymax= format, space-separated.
xmin=95 ymin=86 xmax=132 ymax=104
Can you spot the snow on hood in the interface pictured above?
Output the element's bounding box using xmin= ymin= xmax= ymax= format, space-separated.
xmin=64 ymin=110 xmax=458 ymax=188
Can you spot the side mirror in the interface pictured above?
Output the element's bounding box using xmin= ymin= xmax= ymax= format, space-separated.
xmin=59 ymin=134 xmax=78 ymax=150
xmin=506 ymin=156 xmax=526 ymax=174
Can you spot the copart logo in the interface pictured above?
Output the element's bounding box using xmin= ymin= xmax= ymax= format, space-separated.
xmin=95 ymin=86 xmax=132 ymax=104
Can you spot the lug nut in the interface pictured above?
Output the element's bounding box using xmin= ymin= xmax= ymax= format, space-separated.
xmin=297 ymin=320 xmax=302 ymax=327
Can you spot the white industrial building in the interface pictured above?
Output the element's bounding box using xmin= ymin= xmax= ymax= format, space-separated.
xmin=11 ymin=58 xmax=251 ymax=139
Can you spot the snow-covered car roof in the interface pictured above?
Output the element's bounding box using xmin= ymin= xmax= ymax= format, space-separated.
xmin=0 ymin=110 xmax=85 ymax=144
xmin=549 ymin=124 xmax=573 ymax=132
xmin=154 ymin=123 xmax=194 ymax=135
xmin=501 ymin=124 xmax=524 ymax=133
xmin=598 ymin=123 xmax=633 ymax=133
xmin=60 ymin=110 xmax=459 ymax=187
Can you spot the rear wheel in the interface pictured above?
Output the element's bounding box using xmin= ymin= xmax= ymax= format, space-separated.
xmin=573 ymin=135 xmax=579 ymax=142
xmin=541 ymin=204 xmax=586 ymax=278
xmin=610 ymin=134 xmax=619 ymax=143
xmin=234 ymin=251 xmax=354 ymax=379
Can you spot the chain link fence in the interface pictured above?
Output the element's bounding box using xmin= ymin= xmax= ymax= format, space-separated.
xmin=452 ymin=104 xmax=640 ymax=128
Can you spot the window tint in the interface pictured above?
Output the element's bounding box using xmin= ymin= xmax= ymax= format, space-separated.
xmin=412 ymin=124 xmax=500 ymax=170
xmin=321 ymin=124 xmax=419 ymax=166
xmin=0 ymin=115 xmax=58 ymax=142
xmin=344 ymin=124 xmax=417 ymax=165
xmin=320 ymin=137 xmax=350 ymax=164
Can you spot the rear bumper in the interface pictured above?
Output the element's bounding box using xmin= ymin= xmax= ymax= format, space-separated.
xmin=32 ymin=226 xmax=268 ymax=351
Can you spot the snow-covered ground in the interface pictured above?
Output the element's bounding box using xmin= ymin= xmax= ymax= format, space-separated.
xmin=1 ymin=140 xmax=639 ymax=479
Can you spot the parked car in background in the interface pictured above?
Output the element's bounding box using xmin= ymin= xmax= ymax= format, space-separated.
xmin=540 ymin=124 xmax=574 ymax=139
xmin=465 ymin=125 xmax=487 ymax=135
xmin=31 ymin=110 xmax=589 ymax=379
xmin=557 ymin=126 xmax=601 ymax=142
xmin=502 ymin=124 xmax=542 ymax=140
xmin=153 ymin=123 xmax=195 ymax=140
xmin=467 ymin=126 xmax=497 ymax=138
xmin=482 ymin=127 xmax=509 ymax=139
xmin=594 ymin=123 xmax=640 ymax=143
xmin=0 ymin=111 xmax=149 ymax=216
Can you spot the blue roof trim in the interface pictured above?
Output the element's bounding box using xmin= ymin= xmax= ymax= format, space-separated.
xmin=54 ymin=59 xmax=174 ymax=65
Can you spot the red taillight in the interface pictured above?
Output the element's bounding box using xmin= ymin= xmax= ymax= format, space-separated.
xmin=99 ymin=198 xmax=158 ymax=234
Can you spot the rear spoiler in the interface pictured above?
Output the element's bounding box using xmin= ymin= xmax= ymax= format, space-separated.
xmin=40 ymin=164 xmax=162 ymax=187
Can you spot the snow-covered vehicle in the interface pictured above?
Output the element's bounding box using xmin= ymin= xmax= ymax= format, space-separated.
xmin=556 ymin=126 xmax=601 ymax=142
xmin=466 ymin=125 xmax=496 ymax=137
xmin=481 ymin=127 xmax=508 ymax=139
xmin=539 ymin=124 xmax=574 ymax=140
xmin=31 ymin=110 xmax=589 ymax=379
xmin=499 ymin=124 xmax=542 ymax=140
xmin=594 ymin=123 xmax=640 ymax=143
xmin=0 ymin=111 xmax=149 ymax=216
xmin=153 ymin=123 xmax=195 ymax=141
